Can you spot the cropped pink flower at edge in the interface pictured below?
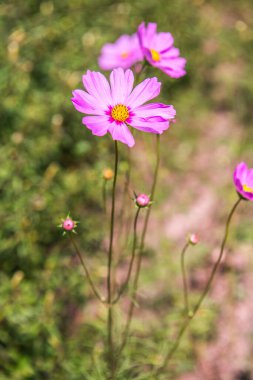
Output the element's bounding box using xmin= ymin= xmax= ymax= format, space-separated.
xmin=137 ymin=22 xmax=186 ymax=78
xmin=99 ymin=33 xmax=143 ymax=70
xmin=71 ymin=68 xmax=176 ymax=147
xmin=233 ymin=162 xmax=253 ymax=201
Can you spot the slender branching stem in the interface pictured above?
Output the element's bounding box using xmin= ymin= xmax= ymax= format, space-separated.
xmin=155 ymin=196 xmax=242 ymax=377
xmin=112 ymin=207 xmax=141 ymax=304
xmin=181 ymin=242 xmax=190 ymax=314
xmin=69 ymin=234 xmax=105 ymax=303
xmin=107 ymin=140 xmax=119 ymax=380
xmin=118 ymin=135 xmax=160 ymax=358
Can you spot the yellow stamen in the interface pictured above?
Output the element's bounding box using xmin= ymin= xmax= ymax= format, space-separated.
xmin=243 ymin=183 xmax=253 ymax=193
xmin=150 ymin=49 xmax=161 ymax=62
xmin=120 ymin=52 xmax=129 ymax=59
xmin=111 ymin=104 xmax=129 ymax=122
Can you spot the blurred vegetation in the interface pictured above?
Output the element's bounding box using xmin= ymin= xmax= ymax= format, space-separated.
xmin=1 ymin=0 xmax=253 ymax=379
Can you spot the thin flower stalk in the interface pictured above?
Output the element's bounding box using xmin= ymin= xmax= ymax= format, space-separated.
xmin=69 ymin=234 xmax=105 ymax=303
xmin=118 ymin=135 xmax=160 ymax=357
xmin=181 ymin=241 xmax=190 ymax=314
xmin=112 ymin=207 xmax=141 ymax=304
xmin=117 ymin=148 xmax=132 ymax=251
xmin=107 ymin=140 xmax=119 ymax=380
xmin=155 ymin=196 xmax=242 ymax=377
xmin=102 ymin=178 xmax=107 ymax=213
xmin=134 ymin=60 xmax=149 ymax=83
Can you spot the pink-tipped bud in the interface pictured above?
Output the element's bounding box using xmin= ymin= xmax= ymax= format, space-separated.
xmin=136 ymin=193 xmax=150 ymax=208
xmin=188 ymin=233 xmax=199 ymax=245
xmin=59 ymin=214 xmax=78 ymax=235
xmin=63 ymin=218 xmax=75 ymax=231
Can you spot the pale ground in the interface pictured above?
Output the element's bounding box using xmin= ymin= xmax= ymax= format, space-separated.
xmin=143 ymin=110 xmax=253 ymax=380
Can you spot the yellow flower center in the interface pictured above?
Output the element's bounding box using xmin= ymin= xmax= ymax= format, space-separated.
xmin=111 ymin=104 xmax=129 ymax=122
xmin=150 ymin=49 xmax=161 ymax=62
xmin=243 ymin=183 xmax=253 ymax=193
xmin=120 ymin=52 xmax=129 ymax=59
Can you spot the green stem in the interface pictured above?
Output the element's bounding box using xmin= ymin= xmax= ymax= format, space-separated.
xmin=118 ymin=148 xmax=131 ymax=238
xmin=181 ymin=242 xmax=190 ymax=314
xmin=107 ymin=140 xmax=119 ymax=380
xmin=112 ymin=207 xmax=141 ymax=304
xmin=135 ymin=60 xmax=149 ymax=83
xmin=102 ymin=178 xmax=107 ymax=213
xmin=69 ymin=234 xmax=105 ymax=303
xmin=155 ymin=196 xmax=242 ymax=376
xmin=114 ymin=148 xmax=132 ymax=284
xmin=118 ymin=135 xmax=160 ymax=356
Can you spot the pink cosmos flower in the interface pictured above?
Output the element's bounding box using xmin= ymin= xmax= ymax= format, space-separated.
xmin=98 ymin=33 xmax=143 ymax=70
xmin=137 ymin=22 xmax=186 ymax=78
xmin=233 ymin=162 xmax=253 ymax=201
xmin=71 ymin=68 xmax=176 ymax=147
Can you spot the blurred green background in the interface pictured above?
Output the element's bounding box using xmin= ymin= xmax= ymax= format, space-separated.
xmin=1 ymin=0 xmax=253 ymax=379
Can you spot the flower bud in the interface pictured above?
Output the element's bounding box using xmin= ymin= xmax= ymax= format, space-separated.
xmin=59 ymin=214 xmax=78 ymax=235
xmin=103 ymin=168 xmax=113 ymax=180
xmin=136 ymin=193 xmax=150 ymax=208
xmin=63 ymin=218 xmax=75 ymax=231
xmin=188 ymin=233 xmax=199 ymax=245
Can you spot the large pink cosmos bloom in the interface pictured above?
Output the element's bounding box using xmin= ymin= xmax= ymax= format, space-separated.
xmin=233 ymin=162 xmax=253 ymax=201
xmin=137 ymin=22 xmax=186 ymax=78
xmin=99 ymin=34 xmax=143 ymax=70
xmin=71 ymin=68 xmax=176 ymax=147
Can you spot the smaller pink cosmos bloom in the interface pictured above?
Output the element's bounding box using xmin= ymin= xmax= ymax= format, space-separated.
xmin=71 ymin=68 xmax=176 ymax=147
xmin=233 ymin=162 xmax=253 ymax=201
xmin=136 ymin=193 xmax=150 ymax=208
xmin=188 ymin=233 xmax=199 ymax=246
xmin=137 ymin=22 xmax=186 ymax=78
xmin=98 ymin=34 xmax=143 ymax=70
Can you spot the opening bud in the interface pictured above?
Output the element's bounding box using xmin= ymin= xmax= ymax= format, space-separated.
xmin=58 ymin=214 xmax=78 ymax=235
xmin=188 ymin=233 xmax=199 ymax=245
xmin=135 ymin=193 xmax=150 ymax=208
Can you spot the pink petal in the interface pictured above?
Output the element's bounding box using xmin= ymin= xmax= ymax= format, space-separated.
xmin=134 ymin=103 xmax=176 ymax=120
xmin=82 ymin=71 xmax=112 ymax=109
xmin=159 ymin=57 xmax=187 ymax=78
xmin=138 ymin=22 xmax=157 ymax=49
xmin=130 ymin=116 xmax=170 ymax=134
xmin=82 ymin=115 xmax=110 ymax=136
xmin=126 ymin=77 xmax=161 ymax=109
xmin=246 ymin=168 xmax=253 ymax=186
xmin=234 ymin=162 xmax=248 ymax=183
xmin=110 ymin=68 xmax=134 ymax=105
xmin=72 ymin=90 xmax=104 ymax=114
xmin=162 ymin=47 xmax=180 ymax=58
xmin=152 ymin=32 xmax=174 ymax=52
xmin=145 ymin=23 xmax=157 ymax=40
xmin=108 ymin=122 xmax=135 ymax=147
